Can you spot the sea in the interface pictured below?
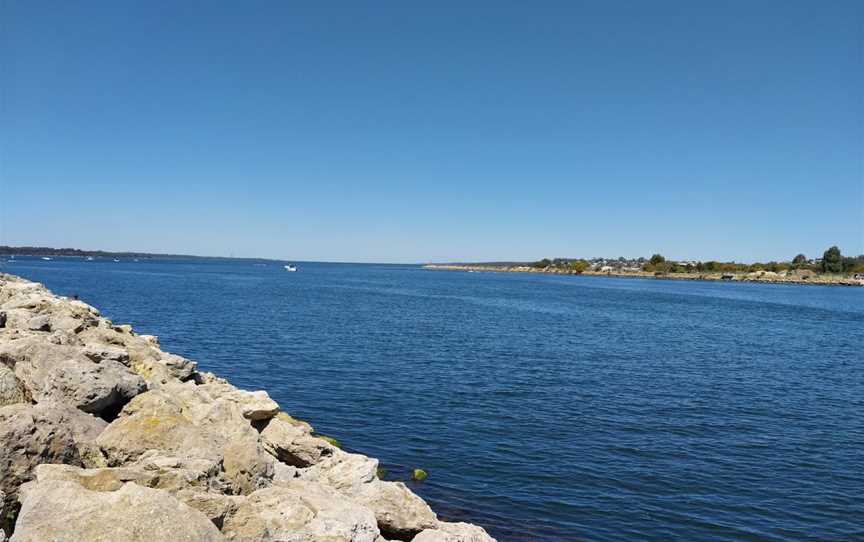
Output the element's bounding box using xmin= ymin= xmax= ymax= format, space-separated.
xmin=3 ymin=257 xmax=862 ymax=541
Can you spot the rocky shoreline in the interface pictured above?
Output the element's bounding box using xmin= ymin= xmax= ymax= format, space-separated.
xmin=0 ymin=273 xmax=494 ymax=542
xmin=424 ymin=264 xmax=864 ymax=287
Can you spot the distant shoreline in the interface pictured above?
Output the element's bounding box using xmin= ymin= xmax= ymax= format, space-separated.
xmin=424 ymin=264 xmax=864 ymax=287
xmin=0 ymin=246 xmax=280 ymax=263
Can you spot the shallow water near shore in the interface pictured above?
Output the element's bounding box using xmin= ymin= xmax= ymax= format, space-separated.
xmin=4 ymin=257 xmax=863 ymax=541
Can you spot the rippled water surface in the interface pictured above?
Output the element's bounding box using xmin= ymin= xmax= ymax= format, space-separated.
xmin=5 ymin=258 xmax=863 ymax=541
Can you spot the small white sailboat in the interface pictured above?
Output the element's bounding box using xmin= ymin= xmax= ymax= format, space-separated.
xmin=86 ymin=256 xmax=94 ymax=261
xmin=41 ymin=257 xmax=52 ymax=261
xmin=284 ymin=264 xmax=298 ymax=272
xmin=113 ymin=259 xmax=120 ymax=262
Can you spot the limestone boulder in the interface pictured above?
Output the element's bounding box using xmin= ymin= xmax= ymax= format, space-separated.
xmin=82 ymin=344 xmax=129 ymax=364
xmin=259 ymin=413 xmax=337 ymax=466
xmin=221 ymin=481 xmax=379 ymax=542
xmin=11 ymin=479 xmax=224 ymax=542
xmin=299 ymin=450 xmax=378 ymax=493
xmin=220 ymin=439 xmax=276 ymax=495
xmin=30 ymin=357 xmax=145 ymax=415
xmin=78 ymin=326 xmax=196 ymax=384
xmin=95 ymin=387 xmax=227 ymax=465
xmin=353 ymin=481 xmax=438 ymax=540
xmin=0 ymin=402 xmax=106 ymax=529
xmin=174 ymin=490 xmax=244 ymax=529
xmin=0 ymin=334 xmax=145 ymax=416
xmin=198 ymin=381 xmax=279 ymax=421
xmin=96 ymin=382 xmax=273 ymax=494
xmin=412 ymin=522 xmax=496 ymax=542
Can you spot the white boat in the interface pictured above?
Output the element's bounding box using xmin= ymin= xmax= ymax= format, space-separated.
xmin=113 ymin=259 xmax=120 ymax=262
xmin=284 ymin=264 xmax=298 ymax=272
xmin=86 ymin=257 xmax=94 ymax=261
xmin=41 ymin=257 xmax=52 ymax=261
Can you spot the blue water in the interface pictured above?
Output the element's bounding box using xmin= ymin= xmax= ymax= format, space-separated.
xmin=4 ymin=258 xmax=863 ymax=541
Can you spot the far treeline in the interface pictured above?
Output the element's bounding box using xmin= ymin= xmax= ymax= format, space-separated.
xmin=532 ymin=246 xmax=864 ymax=276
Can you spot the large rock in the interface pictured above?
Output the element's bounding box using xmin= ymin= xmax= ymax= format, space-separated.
xmin=174 ymin=489 xmax=244 ymax=529
xmin=0 ymin=402 xmax=106 ymax=531
xmin=96 ymin=382 xmax=274 ymax=495
xmin=0 ymin=334 xmax=146 ymax=416
xmin=95 ymin=386 xmax=229 ymax=465
xmin=30 ymin=456 xmax=220 ymax=495
xmin=11 ymin=479 xmax=224 ymax=541
xmin=259 ymin=412 xmax=337 ymax=466
xmin=413 ymin=522 xmax=496 ymax=542
xmin=299 ymin=450 xmax=378 ymax=493
xmin=221 ymin=480 xmax=379 ymax=542
xmin=299 ymin=451 xmax=437 ymax=540
xmin=221 ymin=439 xmax=275 ymax=495
xmin=78 ymin=325 xmax=197 ymax=384
xmin=354 ymin=481 xmax=438 ymax=540
xmin=198 ymin=380 xmax=279 ymax=421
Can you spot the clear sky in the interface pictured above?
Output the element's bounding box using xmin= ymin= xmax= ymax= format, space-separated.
xmin=2 ymin=1 xmax=862 ymax=263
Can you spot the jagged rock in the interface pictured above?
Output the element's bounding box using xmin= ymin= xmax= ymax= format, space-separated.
xmin=26 ymin=316 xmax=50 ymax=332
xmin=298 ymin=450 xmax=436 ymax=540
xmin=79 ymin=326 xmax=195 ymax=384
xmin=95 ymin=387 xmax=227 ymax=465
xmin=11 ymin=479 xmax=224 ymax=541
xmin=299 ymin=450 xmax=378 ymax=492
xmin=0 ymin=334 xmax=145 ymax=416
xmin=221 ymin=439 xmax=275 ymax=495
xmin=82 ymin=344 xmax=129 ymax=364
xmin=29 ymin=457 xmax=219 ymax=495
xmin=272 ymin=461 xmax=298 ymax=482
xmin=96 ymin=381 xmax=270 ymax=496
xmin=175 ymin=489 xmax=244 ymax=529
xmin=0 ymin=365 xmax=26 ymax=406
xmin=32 ymin=357 xmax=145 ymax=415
xmin=0 ymin=402 xmax=106 ymax=530
xmin=412 ymin=522 xmax=496 ymax=542
xmin=198 ymin=381 xmax=279 ymax=421
xmin=221 ymin=481 xmax=379 ymax=542
xmin=260 ymin=413 xmax=336 ymax=466
xmin=354 ymin=481 xmax=438 ymax=540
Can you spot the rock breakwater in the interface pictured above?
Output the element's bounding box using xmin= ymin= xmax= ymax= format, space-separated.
xmin=0 ymin=273 xmax=494 ymax=542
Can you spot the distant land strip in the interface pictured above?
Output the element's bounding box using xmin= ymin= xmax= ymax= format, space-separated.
xmin=425 ymin=248 xmax=864 ymax=287
xmin=0 ymin=246 xmax=279 ymax=262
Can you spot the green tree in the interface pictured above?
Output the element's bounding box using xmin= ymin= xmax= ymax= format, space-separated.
xmin=792 ymin=254 xmax=807 ymax=267
xmin=532 ymin=258 xmax=552 ymax=269
xmin=649 ymin=254 xmax=665 ymax=266
xmin=569 ymin=260 xmax=589 ymax=274
xmin=822 ymin=246 xmax=842 ymax=273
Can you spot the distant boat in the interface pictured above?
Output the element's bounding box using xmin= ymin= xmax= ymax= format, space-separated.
xmin=41 ymin=257 xmax=52 ymax=261
xmin=113 ymin=259 xmax=120 ymax=262
xmin=284 ymin=264 xmax=298 ymax=272
xmin=86 ymin=256 xmax=94 ymax=261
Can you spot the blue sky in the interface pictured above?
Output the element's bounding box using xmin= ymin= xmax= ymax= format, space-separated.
xmin=2 ymin=1 xmax=862 ymax=263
